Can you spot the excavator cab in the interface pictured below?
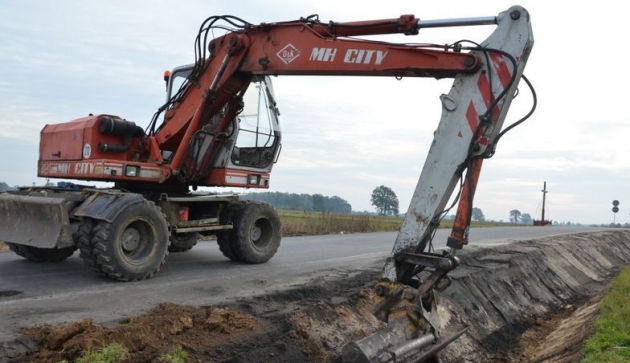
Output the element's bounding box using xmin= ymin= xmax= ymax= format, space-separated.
xmin=231 ymin=76 xmax=281 ymax=170
xmin=163 ymin=65 xmax=282 ymax=183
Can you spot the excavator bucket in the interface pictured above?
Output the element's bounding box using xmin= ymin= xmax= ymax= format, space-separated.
xmin=341 ymin=278 xmax=468 ymax=363
xmin=342 ymin=323 xmax=469 ymax=362
xmin=0 ymin=192 xmax=74 ymax=249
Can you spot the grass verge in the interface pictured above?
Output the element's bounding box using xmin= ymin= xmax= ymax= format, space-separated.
xmin=582 ymin=266 xmax=630 ymax=363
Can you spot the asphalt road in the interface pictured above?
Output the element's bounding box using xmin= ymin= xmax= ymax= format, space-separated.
xmin=0 ymin=226 xmax=611 ymax=342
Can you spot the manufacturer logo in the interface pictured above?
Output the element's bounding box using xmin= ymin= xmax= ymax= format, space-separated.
xmin=40 ymin=162 xmax=52 ymax=174
xmin=276 ymin=44 xmax=301 ymax=64
xmin=309 ymin=47 xmax=388 ymax=65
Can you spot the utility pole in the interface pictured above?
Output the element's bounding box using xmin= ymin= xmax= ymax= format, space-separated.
xmin=534 ymin=181 xmax=551 ymax=226
xmin=541 ymin=181 xmax=548 ymax=222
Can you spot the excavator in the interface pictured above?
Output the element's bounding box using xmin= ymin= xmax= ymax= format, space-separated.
xmin=0 ymin=5 xmax=534 ymax=362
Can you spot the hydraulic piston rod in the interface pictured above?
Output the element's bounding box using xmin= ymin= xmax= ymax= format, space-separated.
xmin=417 ymin=16 xmax=497 ymax=29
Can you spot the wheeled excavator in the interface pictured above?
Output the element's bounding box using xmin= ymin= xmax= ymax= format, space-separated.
xmin=0 ymin=5 xmax=534 ymax=362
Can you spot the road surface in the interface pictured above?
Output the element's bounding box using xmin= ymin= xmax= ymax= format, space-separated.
xmin=0 ymin=226 xmax=611 ymax=342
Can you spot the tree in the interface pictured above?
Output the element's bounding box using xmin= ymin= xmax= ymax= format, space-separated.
xmin=371 ymin=185 xmax=399 ymax=216
xmin=326 ymin=196 xmax=352 ymax=213
xmin=520 ymin=213 xmax=532 ymax=225
xmin=509 ymin=209 xmax=522 ymax=223
xmin=0 ymin=182 xmax=9 ymax=190
xmin=471 ymin=207 xmax=485 ymax=222
xmin=312 ymin=193 xmax=325 ymax=212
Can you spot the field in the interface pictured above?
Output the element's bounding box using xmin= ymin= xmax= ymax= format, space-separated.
xmin=279 ymin=210 xmax=403 ymax=236
xmin=278 ymin=210 xmax=514 ymax=236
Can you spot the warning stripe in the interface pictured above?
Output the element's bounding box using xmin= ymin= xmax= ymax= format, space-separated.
xmin=465 ymin=53 xmax=514 ymax=134
xmin=490 ymin=53 xmax=512 ymax=90
xmin=476 ymin=74 xmax=501 ymax=122
xmin=466 ymin=102 xmax=478 ymax=133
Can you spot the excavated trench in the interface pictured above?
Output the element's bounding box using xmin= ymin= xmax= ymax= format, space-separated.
xmin=439 ymin=230 xmax=630 ymax=362
xmin=2 ymin=230 xmax=629 ymax=362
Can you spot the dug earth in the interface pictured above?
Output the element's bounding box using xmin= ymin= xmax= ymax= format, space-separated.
xmin=1 ymin=230 xmax=629 ymax=362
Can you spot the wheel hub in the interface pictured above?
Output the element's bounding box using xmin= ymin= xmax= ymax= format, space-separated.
xmin=251 ymin=222 xmax=263 ymax=241
xmin=121 ymin=228 xmax=141 ymax=252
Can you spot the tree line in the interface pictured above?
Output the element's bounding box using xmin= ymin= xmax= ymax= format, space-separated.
xmin=241 ymin=191 xmax=352 ymax=213
xmin=470 ymin=207 xmax=533 ymax=224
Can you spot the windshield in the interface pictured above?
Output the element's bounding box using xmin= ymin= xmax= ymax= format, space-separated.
xmin=167 ymin=65 xmax=193 ymax=102
xmin=231 ymin=77 xmax=281 ymax=169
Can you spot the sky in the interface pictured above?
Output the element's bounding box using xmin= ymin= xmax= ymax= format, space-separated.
xmin=0 ymin=0 xmax=628 ymax=225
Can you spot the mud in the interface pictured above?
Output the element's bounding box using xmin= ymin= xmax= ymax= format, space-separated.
xmin=3 ymin=230 xmax=630 ymax=363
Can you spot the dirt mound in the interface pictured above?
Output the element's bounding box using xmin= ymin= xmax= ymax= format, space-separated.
xmin=0 ymin=241 xmax=8 ymax=253
xmin=21 ymin=303 xmax=263 ymax=362
xmin=18 ymin=271 xmax=383 ymax=363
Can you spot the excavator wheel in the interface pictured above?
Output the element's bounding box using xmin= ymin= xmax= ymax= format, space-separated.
xmin=6 ymin=242 xmax=76 ymax=262
xmin=168 ymin=232 xmax=199 ymax=253
xmin=231 ymin=201 xmax=281 ymax=264
xmin=76 ymin=219 xmax=102 ymax=274
xmin=89 ymin=200 xmax=169 ymax=281
xmin=216 ymin=201 xmax=246 ymax=261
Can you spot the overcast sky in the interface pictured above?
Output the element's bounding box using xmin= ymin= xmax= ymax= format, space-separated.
xmin=1 ymin=0 xmax=628 ymax=225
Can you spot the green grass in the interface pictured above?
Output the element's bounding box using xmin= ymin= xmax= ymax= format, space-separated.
xmin=159 ymin=346 xmax=188 ymax=363
xmin=59 ymin=343 xmax=189 ymax=363
xmin=582 ymin=266 xmax=630 ymax=363
xmin=71 ymin=342 xmax=129 ymax=363
xmin=278 ymin=210 xmax=515 ymax=237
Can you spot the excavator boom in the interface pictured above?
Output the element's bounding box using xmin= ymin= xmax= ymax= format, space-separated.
xmin=342 ymin=6 xmax=533 ymax=362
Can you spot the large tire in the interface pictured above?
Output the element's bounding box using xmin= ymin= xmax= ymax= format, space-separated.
xmin=216 ymin=201 xmax=246 ymax=261
xmin=89 ymin=200 xmax=170 ymax=281
xmin=76 ymin=219 xmax=102 ymax=273
xmin=6 ymin=242 xmax=76 ymax=262
xmin=231 ymin=202 xmax=281 ymax=264
xmin=168 ymin=232 xmax=198 ymax=253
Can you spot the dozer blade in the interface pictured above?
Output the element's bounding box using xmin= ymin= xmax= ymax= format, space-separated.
xmin=0 ymin=192 xmax=74 ymax=248
xmin=342 ymin=324 xmax=469 ymax=363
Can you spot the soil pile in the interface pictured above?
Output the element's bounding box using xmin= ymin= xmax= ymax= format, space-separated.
xmin=21 ymin=303 xmax=263 ymax=363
